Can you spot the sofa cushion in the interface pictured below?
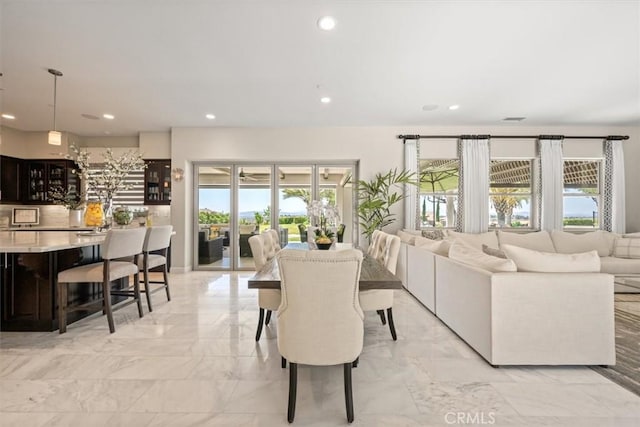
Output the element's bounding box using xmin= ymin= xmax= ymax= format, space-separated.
xmin=501 ymin=244 xmax=600 ymax=273
xmin=397 ymin=230 xmax=417 ymax=245
xmin=415 ymin=236 xmax=451 ymax=257
xmin=482 ymin=244 xmax=507 ymax=259
xmin=449 ymin=241 xmax=517 ymax=272
xmin=613 ymin=237 xmax=640 ymax=259
xmin=447 ymin=230 xmax=499 ymax=250
xmin=497 ymin=230 xmax=555 ymax=253
xmin=600 ymin=256 xmax=640 ymax=274
xmin=550 ymin=230 xmax=617 ymax=257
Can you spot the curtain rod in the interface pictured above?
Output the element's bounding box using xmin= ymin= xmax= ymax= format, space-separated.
xmin=398 ymin=134 xmax=629 ymax=141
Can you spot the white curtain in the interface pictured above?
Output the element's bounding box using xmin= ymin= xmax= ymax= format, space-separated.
xmin=539 ymin=139 xmax=564 ymax=231
xmin=603 ymin=139 xmax=626 ymax=233
xmin=404 ymin=139 xmax=419 ymax=229
xmin=460 ymin=138 xmax=490 ymax=233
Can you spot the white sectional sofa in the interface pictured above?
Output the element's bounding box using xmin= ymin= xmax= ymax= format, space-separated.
xmin=396 ymin=228 xmax=625 ymax=366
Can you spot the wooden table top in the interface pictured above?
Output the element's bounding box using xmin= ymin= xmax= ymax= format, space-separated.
xmin=248 ymin=244 xmax=402 ymax=291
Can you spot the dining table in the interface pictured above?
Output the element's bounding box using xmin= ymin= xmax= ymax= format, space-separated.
xmin=248 ymin=243 xmax=402 ymax=290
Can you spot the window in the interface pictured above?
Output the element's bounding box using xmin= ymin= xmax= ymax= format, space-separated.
xmin=419 ymin=159 xmax=459 ymax=228
xmin=489 ymin=160 xmax=533 ymax=228
xmin=85 ymin=164 xmax=145 ymax=206
xmin=563 ymin=160 xmax=601 ymax=228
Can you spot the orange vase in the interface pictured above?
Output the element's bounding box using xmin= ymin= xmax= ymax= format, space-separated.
xmin=84 ymin=202 xmax=104 ymax=227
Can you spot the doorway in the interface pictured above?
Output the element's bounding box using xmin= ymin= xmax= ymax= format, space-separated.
xmin=194 ymin=161 xmax=357 ymax=270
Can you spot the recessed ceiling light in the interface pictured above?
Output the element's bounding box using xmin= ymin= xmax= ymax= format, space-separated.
xmin=448 ymin=105 xmax=460 ymax=110
xmin=318 ymin=16 xmax=336 ymax=31
xmin=205 ymin=114 xmax=216 ymax=120
xmin=320 ymin=97 xmax=331 ymax=104
xmin=421 ymin=104 xmax=438 ymax=111
xmin=1 ymin=113 xmax=16 ymax=120
xmin=103 ymin=113 xmax=115 ymax=120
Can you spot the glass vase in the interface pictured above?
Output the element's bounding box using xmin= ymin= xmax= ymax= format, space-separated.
xmin=84 ymin=202 xmax=104 ymax=228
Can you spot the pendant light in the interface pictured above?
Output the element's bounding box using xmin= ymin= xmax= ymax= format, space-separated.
xmin=47 ymin=68 xmax=63 ymax=146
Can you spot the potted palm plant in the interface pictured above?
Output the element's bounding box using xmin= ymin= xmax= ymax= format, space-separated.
xmin=357 ymin=168 xmax=416 ymax=242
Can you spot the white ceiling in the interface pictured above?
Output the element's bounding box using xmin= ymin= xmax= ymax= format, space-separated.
xmin=0 ymin=0 xmax=638 ymax=137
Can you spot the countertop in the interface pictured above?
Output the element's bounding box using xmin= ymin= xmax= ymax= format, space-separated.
xmin=0 ymin=226 xmax=95 ymax=232
xmin=0 ymin=231 xmax=106 ymax=253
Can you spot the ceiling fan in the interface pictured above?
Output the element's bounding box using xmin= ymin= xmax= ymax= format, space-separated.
xmin=238 ymin=168 xmax=259 ymax=181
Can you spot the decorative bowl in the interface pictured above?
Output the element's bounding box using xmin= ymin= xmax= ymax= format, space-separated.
xmin=316 ymin=242 xmax=332 ymax=250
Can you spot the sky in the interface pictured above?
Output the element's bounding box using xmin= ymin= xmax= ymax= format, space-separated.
xmin=200 ymin=189 xmax=307 ymax=215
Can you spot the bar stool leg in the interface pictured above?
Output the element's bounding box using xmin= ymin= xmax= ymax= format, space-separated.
xmin=143 ymin=264 xmax=153 ymax=312
xmin=163 ymin=263 xmax=171 ymax=301
xmin=134 ymin=271 xmax=144 ymax=318
xmin=103 ymin=278 xmax=115 ymax=333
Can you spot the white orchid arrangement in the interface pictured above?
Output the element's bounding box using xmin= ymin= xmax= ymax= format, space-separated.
xmin=307 ymin=200 xmax=340 ymax=240
xmin=68 ymin=145 xmax=146 ymax=205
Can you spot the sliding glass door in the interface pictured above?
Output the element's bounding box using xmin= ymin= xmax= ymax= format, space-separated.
xmin=194 ymin=161 xmax=358 ymax=270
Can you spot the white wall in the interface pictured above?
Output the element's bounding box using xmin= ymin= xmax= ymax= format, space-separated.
xmin=139 ymin=132 xmax=171 ymax=158
xmin=169 ymin=125 xmax=639 ymax=271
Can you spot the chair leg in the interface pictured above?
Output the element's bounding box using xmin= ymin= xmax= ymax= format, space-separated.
xmin=377 ymin=309 xmax=386 ymax=325
xmin=344 ymin=362 xmax=354 ymax=423
xmin=163 ymin=263 xmax=171 ymax=301
xmin=281 ymin=357 xmax=287 ymax=369
xmin=134 ymin=272 xmax=144 ymax=318
xmin=288 ymin=362 xmax=297 ymax=423
xmin=352 ymin=357 xmax=359 ymax=368
xmin=265 ymin=309 xmax=272 ymax=325
xmin=143 ymin=265 xmax=153 ymax=312
xmin=57 ymin=281 xmax=68 ymax=334
xmin=255 ymin=308 xmax=265 ymax=341
xmin=386 ymin=308 xmax=397 ymax=341
xmin=103 ymin=279 xmax=115 ymax=333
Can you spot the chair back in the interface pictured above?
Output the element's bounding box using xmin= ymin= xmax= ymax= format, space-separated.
xmin=101 ymin=228 xmax=147 ymax=260
xmin=368 ymin=229 xmax=384 ymax=258
xmin=266 ymin=229 xmax=281 ymax=250
xmin=277 ymin=249 xmax=364 ymax=365
xmin=144 ymin=225 xmax=173 ymax=252
xmin=380 ymin=234 xmax=401 ymax=274
xmin=248 ymin=231 xmax=279 ymax=271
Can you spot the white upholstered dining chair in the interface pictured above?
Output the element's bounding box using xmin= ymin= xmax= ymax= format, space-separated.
xmin=361 ymin=231 xmax=401 ymax=340
xmin=57 ymin=227 xmax=147 ymax=334
xmin=249 ymin=230 xmax=281 ymax=341
xmin=277 ymin=249 xmax=364 ymax=423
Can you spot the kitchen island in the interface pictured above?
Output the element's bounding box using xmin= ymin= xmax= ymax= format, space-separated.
xmin=0 ymin=230 xmax=114 ymax=331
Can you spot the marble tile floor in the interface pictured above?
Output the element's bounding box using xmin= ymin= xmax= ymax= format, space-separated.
xmin=1 ymin=271 xmax=639 ymax=427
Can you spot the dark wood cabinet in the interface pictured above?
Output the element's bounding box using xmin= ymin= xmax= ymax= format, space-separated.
xmin=144 ymin=159 xmax=171 ymax=205
xmin=0 ymin=155 xmax=22 ymax=203
xmin=22 ymin=159 xmax=80 ymax=204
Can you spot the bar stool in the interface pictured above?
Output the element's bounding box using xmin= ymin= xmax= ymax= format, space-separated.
xmin=138 ymin=225 xmax=173 ymax=312
xmin=57 ymin=227 xmax=147 ymax=334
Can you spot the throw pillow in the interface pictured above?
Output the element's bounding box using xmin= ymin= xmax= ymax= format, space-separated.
xmin=501 ymin=244 xmax=600 ymax=273
xmin=397 ymin=230 xmax=417 ymax=245
xmin=613 ymin=238 xmax=640 ymax=259
xmin=482 ymin=244 xmax=507 ymax=259
xmin=421 ymin=229 xmax=446 ymax=240
xmin=497 ymin=230 xmax=555 ymax=252
xmin=415 ymin=236 xmax=451 ymax=257
xmin=550 ymin=230 xmax=616 ymax=257
xmin=447 ymin=230 xmax=499 ymax=251
xmin=448 ymin=241 xmax=517 ymax=272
